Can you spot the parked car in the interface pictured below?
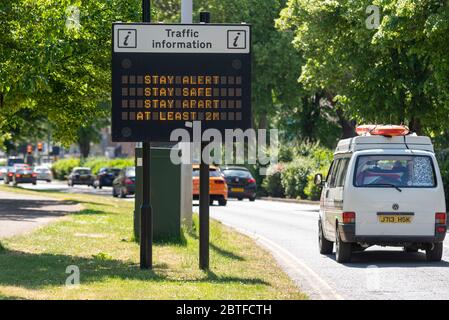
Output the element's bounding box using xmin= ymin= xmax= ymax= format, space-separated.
xmin=316 ymin=125 xmax=446 ymax=263
xmin=221 ymin=166 xmax=256 ymax=201
xmin=12 ymin=168 xmax=37 ymax=186
xmin=68 ymin=167 xmax=94 ymax=187
xmin=33 ymin=166 xmax=52 ymax=182
xmin=0 ymin=166 xmax=7 ymax=180
xmin=112 ymin=167 xmax=136 ymax=198
xmin=94 ymin=167 xmax=121 ymax=189
xmin=192 ymin=165 xmax=228 ymax=206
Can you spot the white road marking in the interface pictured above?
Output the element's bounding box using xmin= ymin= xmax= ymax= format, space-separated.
xmin=218 ymin=220 xmax=344 ymax=300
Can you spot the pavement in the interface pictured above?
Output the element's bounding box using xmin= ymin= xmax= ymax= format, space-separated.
xmin=12 ymin=180 xmax=134 ymax=201
xmin=0 ymin=189 xmax=82 ymax=239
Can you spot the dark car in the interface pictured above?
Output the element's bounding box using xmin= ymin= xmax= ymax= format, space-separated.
xmin=222 ymin=166 xmax=257 ymax=201
xmin=93 ymin=167 xmax=121 ymax=189
xmin=12 ymin=168 xmax=37 ymax=186
xmin=112 ymin=167 xmax=136 ymax=198
xmin=68 ymin=167 xmax=94 ymax=187
xmin=5 ymin=164 xmax=30 ymax=184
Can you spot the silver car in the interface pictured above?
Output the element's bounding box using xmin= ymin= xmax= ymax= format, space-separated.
xmin=33 ymin=166 xmax=52 ymax=182
xmin=0 ymin=166 xmax=7 ymax=180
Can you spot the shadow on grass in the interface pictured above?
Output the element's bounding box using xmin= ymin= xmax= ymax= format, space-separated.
xmin=73 ymin=209 xmax=107 ymax=216
xmin=0 ymin=248 xmax=265 ymax=290
xmin=187 ymin=228 xmax=245 ymax=261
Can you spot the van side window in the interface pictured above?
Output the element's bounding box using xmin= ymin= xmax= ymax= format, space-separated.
xmin=326 ymin=161 xmax=335 ymax=184
xmin=329 ymin=159 xmax=341 ymax=188
xmin=336 ymin=158 xmax=349 ymax=187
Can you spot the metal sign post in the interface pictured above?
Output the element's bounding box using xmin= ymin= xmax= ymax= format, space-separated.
xmin=140 ymin=0 xmax=152 ymax=270
xmin=199 ymin=11 xmax=211 ymax=270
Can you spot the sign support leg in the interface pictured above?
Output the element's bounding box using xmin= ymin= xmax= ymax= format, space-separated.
xmin=140 ymin=0 xmax=152 ymax=270
xmin=199 ymin=142 xmax=210 ymax=270
xmin=199 ymin=12 xmax=211 ymax=271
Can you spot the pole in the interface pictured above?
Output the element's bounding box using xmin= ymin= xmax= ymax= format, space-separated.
xmin=140 ymin=0 xmax=152 ymax=270
xmin=199 ymin=11 xmax=211 ymax=270
xmin=181 ymin=0 xmax=193 ymax=23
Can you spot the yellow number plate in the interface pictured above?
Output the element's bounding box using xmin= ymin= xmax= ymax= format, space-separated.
xmin=378 ymin=215 xmax=412 ymax=224
xmin=231 ymin=188 xmax=244 ymax=193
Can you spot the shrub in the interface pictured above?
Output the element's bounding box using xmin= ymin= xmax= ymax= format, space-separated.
xmin=281 ymin=158 xmax=313 ymax=199
xmin=51 ymin=158 xmax=80 ymax=180
xmin=304 ymin=167 xmax=328 ymax=201
xmin=52 ymin=157 xmax=134 ymax=179
xmin=262 ymin=163 xmax=285 ymax=197
xmin=436 ymin=151 xmax=449 ymax=208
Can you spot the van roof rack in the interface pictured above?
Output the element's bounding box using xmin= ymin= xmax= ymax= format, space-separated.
xmin=335 ymin=134 xmax=434 ymax=154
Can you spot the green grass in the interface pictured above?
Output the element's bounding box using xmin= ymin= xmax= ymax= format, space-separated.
xmin=0 ymin=186 xmax=306 ymax=300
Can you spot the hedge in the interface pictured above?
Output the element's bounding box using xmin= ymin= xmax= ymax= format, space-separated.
xmin=52 ymin=157 xmax=134 ymax=180
xmin=261 ymin=145 xmax=333 ymax=201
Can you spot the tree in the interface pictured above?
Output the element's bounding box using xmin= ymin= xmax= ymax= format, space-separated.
xmin=278 ymin=0 xmax=449 ymax=136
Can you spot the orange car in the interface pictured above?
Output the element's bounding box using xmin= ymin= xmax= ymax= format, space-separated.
xmin=192 ymin=165 xmax=228 ymax=206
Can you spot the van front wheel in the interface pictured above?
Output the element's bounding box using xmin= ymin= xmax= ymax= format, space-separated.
xmin=426 ymin=243 xmax=443 ymax=262
xmin=335 ymin=225 xmax=352 ymax=263
xmin=318 ymin=221 xmax=333 ymax=254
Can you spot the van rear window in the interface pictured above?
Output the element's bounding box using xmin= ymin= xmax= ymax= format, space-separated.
xmin=354 ymin=155 xmax=436 ymax=188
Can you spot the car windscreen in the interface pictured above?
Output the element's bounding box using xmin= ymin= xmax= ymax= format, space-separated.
xmin=75 ymin=170 xmax=91 ymax=175
xmin=192 ymin=169 xmax=221 ymax=177
xmin=223 ymin=170 xmax=251 ymax=178
xmin=126 ymin=168 xmax=135 ymax=177
xmin=354 ymin=155 xmax=436 ymax=188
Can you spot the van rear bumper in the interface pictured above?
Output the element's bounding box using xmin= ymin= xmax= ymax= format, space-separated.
xmin=338 ymin=224 xmax=446 ymax=244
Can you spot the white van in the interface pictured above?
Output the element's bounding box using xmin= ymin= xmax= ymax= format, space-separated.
xmin=315 ymin=129 xmax=447 ymax=263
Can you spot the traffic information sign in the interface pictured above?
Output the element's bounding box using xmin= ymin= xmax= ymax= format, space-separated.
xmin=112 ymin=23 xmax=251 ymax=142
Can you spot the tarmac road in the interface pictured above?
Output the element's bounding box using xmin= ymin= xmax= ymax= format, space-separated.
xmin=198 ymin=199 xmax=449 ymax=300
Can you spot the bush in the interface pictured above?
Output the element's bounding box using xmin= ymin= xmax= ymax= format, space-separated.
xmin=262 ymin=163 xmax=285 ymax=197
xmin=304 ymin=168 xmax=328 ymax=201
xmin=52 ymin=157 xmax=134 ymax=180
xmin=51 ymin=158 xmax=80 ymax=180
xmin=281 ymin=158 xmax=313 ymax=199
xmin=436 ymin=151 xmax=449 ymax=209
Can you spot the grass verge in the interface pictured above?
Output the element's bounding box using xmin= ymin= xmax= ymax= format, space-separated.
xmin=0 ymin=185 xmax=306 ymax=300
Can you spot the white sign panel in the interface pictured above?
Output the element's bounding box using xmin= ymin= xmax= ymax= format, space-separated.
xmin=113 ymin=23 xmax=250 ymax=54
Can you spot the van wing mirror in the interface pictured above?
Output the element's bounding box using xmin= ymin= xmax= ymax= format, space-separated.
xmin=314 ymin=173 xmax=324 ymax=187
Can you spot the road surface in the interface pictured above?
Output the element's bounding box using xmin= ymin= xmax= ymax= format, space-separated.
xmin=12 ymin=180 xmax=134 ymax=200
xmin=195 ymin=199 xmax=449 ymax=300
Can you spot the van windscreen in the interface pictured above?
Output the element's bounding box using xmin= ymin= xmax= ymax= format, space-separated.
xmin=354 ymin=155 xmax=436 ymax=188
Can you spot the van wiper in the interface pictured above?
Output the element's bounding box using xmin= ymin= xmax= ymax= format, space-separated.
xmin=370 ymin=183 xmax=402 ymax=192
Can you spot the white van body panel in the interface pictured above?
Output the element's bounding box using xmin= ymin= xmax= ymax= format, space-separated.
xmin=343 ymin=149 xmax=445 ymax=237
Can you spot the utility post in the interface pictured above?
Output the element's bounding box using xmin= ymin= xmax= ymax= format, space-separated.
xmin=181 ymin=0 xmax=193 ymax=23
xmin=199 ymin=11 xmax=211 ymax=270
xmin=140 ymin=0 xmax=153 ymax=270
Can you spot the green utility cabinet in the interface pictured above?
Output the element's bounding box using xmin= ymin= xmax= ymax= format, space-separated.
xmin=134 ymin=145 xmax=182 ymax=241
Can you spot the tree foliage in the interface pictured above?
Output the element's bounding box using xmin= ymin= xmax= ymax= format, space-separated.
xmin=278 ymin=0 xmax=449 ymax=135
